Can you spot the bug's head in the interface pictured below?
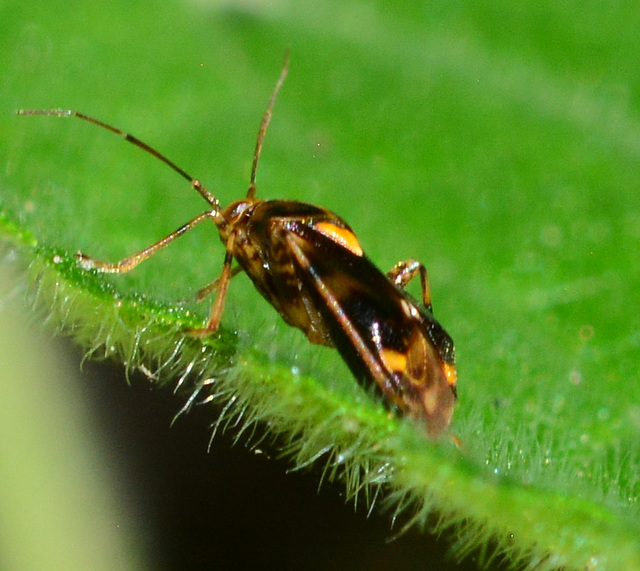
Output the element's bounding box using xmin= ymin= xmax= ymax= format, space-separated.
xmin=217 ymin=197 xmax=263 ymax=237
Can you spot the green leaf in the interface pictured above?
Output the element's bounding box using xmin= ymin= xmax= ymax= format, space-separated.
xmin=2 ymin=1 xmax=640 ymax=568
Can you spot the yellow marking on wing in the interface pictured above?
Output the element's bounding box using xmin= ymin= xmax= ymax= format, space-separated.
xmin=443 ymin=362 xmax=458 ymax=389
xmin=314 ymin=221 xmax=364 ymax=257
xmin=379 ymin=348 xmax=407 ymax=374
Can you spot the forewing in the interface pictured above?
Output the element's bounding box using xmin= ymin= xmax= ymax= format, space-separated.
xmin=284 ymin=222 xmax=457 ymax=437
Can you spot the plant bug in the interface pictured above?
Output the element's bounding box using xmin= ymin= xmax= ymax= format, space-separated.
xmin=17 ymin=55 xmax=457 ymax=438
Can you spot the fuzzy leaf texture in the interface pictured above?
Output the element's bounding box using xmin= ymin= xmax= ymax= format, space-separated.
xmin=1 ymin=1 xmax=640 ymax=569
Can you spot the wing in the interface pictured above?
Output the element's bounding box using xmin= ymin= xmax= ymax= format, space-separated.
xmin=284 ymin=221 xmax=457 ymax=438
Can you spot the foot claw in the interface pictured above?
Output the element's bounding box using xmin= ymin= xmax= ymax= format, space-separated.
xmin=76 ymin=251 xmax=99 ymax=271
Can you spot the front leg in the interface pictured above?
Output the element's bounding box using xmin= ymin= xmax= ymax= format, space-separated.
xmin=188 ymin=242 xmax=236 ymax=337
xmin=76 ymin=210 xmax=215 ymax=273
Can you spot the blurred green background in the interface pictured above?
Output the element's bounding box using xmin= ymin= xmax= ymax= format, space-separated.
xmin=2 ymin=0 xmax=640 ymax=568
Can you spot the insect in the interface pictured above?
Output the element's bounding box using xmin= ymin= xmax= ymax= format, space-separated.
xmin=17 ymin=55 xmax=457 ymax=438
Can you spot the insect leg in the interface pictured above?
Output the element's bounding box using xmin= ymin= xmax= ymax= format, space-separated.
xmin=195 ymin=265 xmax=243 ymax=302
xmin=386 ymin=259 xmax=433 ymax=312
xmin=190 ymin=246 xmax=235 ymax=336
xmin=76 ymin=210 xmax=215 ymax=273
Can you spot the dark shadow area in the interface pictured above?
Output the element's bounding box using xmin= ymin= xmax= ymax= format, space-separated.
xmin=70 ymin=341 xmax=500 ymax=571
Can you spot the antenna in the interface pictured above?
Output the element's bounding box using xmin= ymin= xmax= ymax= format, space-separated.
xmin=247 ymin=50 xmax=290 ymax=199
